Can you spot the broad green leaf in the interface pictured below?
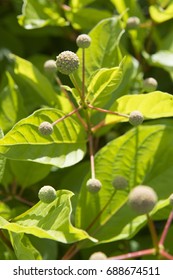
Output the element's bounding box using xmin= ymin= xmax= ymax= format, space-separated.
xmin=0 ymin=72 xmax=27 ymax=133
xmin=0 ymin=190 xmax=96 ymax=244
xmin=73 ymin=17 xmax=124 ymax=87
xmin=86 ymin=67 xmax=122 ymax=107
xmin=70 ymin=0 xmax=95 ymax=9
xmin=18 ymin=0 xmax=68 ymax=29
xmin=9 ymin=232 xmax=42 ymax=260
xmin=105 ymin=91 xmax=173 ymax=126
xmin=8 ymin=54 xmax=71 ymax=112
xmin=149 ymin=3 xmax=173 ymax=23
xmin=10 ymin=160 xmax=51 ymax=189
xmin=0 ymin=238 xmax=16 ymax=260
xmin=76 ymin=124 xmax=173 ymax=245
xmin=0 ymin=129 xmax=6 ymax=182
xmin=0 ymin=108 xmax=86 ymax=168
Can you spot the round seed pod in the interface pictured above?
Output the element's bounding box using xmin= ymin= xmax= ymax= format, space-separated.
xmin=89 ymin=251 xmax=107 ymax=260
xmin=38 ymin=121 xmax=53 ymax=135
xmin=76 ymin=34 xmax=91 ymax=48
xmin=56 ymin=51 xmax=79 ymax=75
xmin=128 ymin=185 xmax=158 ymax=215
xmin=169 ymin=193 xmax=173 ymax=207
xmin=38 ymin=185 xmax=57 ymax=203
xmin=129 ymin=110 xmax=144 ymax=126
xmin=44 ymin=59 xmax=57 ymax=74
xmin=86 ymin=178 xmax=102 ymax=193
xmin=112 ymin=175 xmax=128 ymax=190
xmin=126 ymin=16 xmax=141 ymax=29
xmin=143 ymin=77 xmax=158 ymax=92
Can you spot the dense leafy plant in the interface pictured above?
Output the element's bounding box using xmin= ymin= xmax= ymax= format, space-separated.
xmin=0 ymin=0 xmax=173 ymax=260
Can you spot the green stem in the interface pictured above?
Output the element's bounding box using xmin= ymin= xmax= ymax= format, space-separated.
xmin=82 ymin=48 xmax=85 ymax=101
xmin=70 ymin=74 xmax=83 ymax=99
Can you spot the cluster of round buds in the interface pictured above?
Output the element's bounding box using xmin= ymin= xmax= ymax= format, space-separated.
xmin=86 ymin=178 xmax=102 ymax=193
xmin=112 ymin=175 xmax=128 ymax=190
xmin=56 ymin=51 xmax=79 ymax=75
xmin=129 ymin=110 xmax=144 ymax=126
xmin=38 ymin=121 xmax=53 ymax=136
xmin=89 ymin=251 xmax=107 ymax=260
xmin=126 ymin=16 xmax=141 ymax=29
xmin=38 ymin=185 xmax=57 ymax=203
xmin=44 ymin=59 xmax=57 ymax=74
xmin=128 ymin=185 xmax=158 ymax=215
xmin=143 ymin=77 xmax=158 ymax=92
xmin=76 ymin=34 xmax=91 ymax=48
xmin=169 ymin=193 xmax=173 ymax=207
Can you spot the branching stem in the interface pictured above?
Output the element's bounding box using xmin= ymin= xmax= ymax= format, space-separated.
xmin=52 ymin=107 xmax=81 ymax=126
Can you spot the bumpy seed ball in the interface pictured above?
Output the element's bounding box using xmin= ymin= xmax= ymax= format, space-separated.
xmin=128 ymin=185 xmax=158 ymax=215
xmin=143 ymin=77 xmax=158 ymax=92
xmin=76 ymin=34 xmax=91 ymax=48
xmin=86 ymin=178 xmax=102 ymax=193
xmin=169 ymin=193 xmax=173 ymax=207
xmin=38 ymin=185 xmax=57 ymax=203
xmin=38 ymin=121 xmax=53 ymax=135
xmin=56 ymin=51 xmax=79 ymax=75
xmin=112 ymin=175 xmax=128 ymax=190
xmin=44 ymin=59 xmax=57 ymax=73
xmin=89 ymin=251 xmax=107 ymax=260
xmin=129 ymin=110 xmax=144 ymax=126
xmin=126 ymin=16 xmax=141 ymax=29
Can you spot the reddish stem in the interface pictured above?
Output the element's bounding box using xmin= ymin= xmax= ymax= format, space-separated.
xmin=88 ymin=104 xmax=129 ymax=118
xmin=160 ymin=249 xmax=173 ymax=260
xmin=52 ymin=107 xmax=81 ymax=126
xmin=159 ymin=211 xmax=173 ymax=246
xmin=108 ymin=248 xmax=155 ymax=260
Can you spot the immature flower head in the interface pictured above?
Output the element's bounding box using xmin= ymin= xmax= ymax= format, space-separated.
xmin=86 ymin=178 xmax=102 ymax=193
xmin=169 ymin=193 xmax=173 ymax=207
xmin=76 ymin=34 xmax=91 ymax=48
xmin=56 ymin=51 xmax=79 ymax=75
xmin=89 ymin=251 xmax=107 ymax=260
xmin=38 ymin=121 xmax=53 ymax=135
xmin=129 ymin=110 xmax=144 ymax=126
xmin=143 ymin=77 xmax=158 ymax=92
xmin=128 ymin=185 xmax=158 ymax=215
xmin=38 ymin=185 xmax=57 ymax=203
xmin=44 ymin=59 xmax=57 ymax=74
xmin=126 ymin=16 xmax=141 ymax=29
xmin=112 ymin=175 xmax=128 ymax=190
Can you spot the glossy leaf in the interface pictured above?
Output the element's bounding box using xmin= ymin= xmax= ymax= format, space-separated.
xmin=0 ymin=108 xmax=86 ymax=168
xmin=76 ymin=124 xmax=173 ymax=244
xmin=149 ymin=3 xmax=173 ymax=23
xmin=0 ymin=190 xmax=96 ymax=244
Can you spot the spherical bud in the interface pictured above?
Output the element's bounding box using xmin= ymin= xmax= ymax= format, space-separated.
xmin=129 ymin=110 xmax=144 ymax=126
xmin=44 ymin=60 xmax=57 ymax=74
xmin=128 ymin=185 xmax=158 ymax=215
xmin=89 ymin=251 xmax=107 ymax=260
xmin=112 ymin=175 xmax=128 ymax=190
xmin=169 ymin=193 xmax=173 ymax=207
xmin=38 ymin=121 xmax=53 ymax=135
xmin=126 ymin=17 xmax=141 ymax=29
xmin=76 ymin=34 xmax=91 ymax=48
xmin=38 ymin=185 xmax=57 ymax=203
xmin=86 ymin=178 xmax=102 ymax=193
xmin=56 ymin=51 xmax=79 ymax=75
xmin=143 ymin=77 xmax=158 ymax=92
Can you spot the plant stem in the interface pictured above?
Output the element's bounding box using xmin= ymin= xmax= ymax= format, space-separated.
xmin=88 ymin=133 xmax=95 ymax=179
xmin=160 ymin=249 xmax=173 ymax=260
xmin=82 ymin=48 xmax=85 ymax=101
xmin=146 ymin=214 xmax=159 ymax=254
xmin=52 ymin=107 xmax=81 ymax=126
xmin=159 ymin=210 xmax=173 ymax=246
xmin=0 ymin=229 xmax=13 ymax=251
xmin=88 ymin=104 xmax=129 ymax=118
xmin=70 ymin=73 xmax=83 ymax=99
xmin=108 ymin=248 xmax=155 ymax=260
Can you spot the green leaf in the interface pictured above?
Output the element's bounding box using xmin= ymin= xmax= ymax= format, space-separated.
xmin=18 ymin=0 xmax=68 ymax=29
xmin=105 ymin=91 xmax=173 ymax=126
xmin=87 ymin=67 xmax=122 ymax=107
xmin=73 ymin=17 xmax=124 ymax=87
xmin=0 ymin=108 xmax=86 ymax=168
xmin=0 ymin=129 xmax=6 ymax=183
xmin=0 ymin=190 xmax=96 ymax=244
xmin=149 ymin=3 xmax=173 ymax=23
xmin=75 ymin=124 xmax=173 ymax=245
xmin=9 ymin=232 xmax=42 ymax=260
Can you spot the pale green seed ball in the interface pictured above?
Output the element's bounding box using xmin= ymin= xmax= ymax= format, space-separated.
xmin=76 ymin=34 xmax=91 ymax=48
xmin=126 ymin=17 xmax=141 ymax=29
xmin=112 ymin=175 xmax=128 ymax=190
xmin=38 ymin=185 xmax=57 ymax=203
xmin=143 ymin=77 xmax=158 ymax=92
xmin=89 ymin=251 xmax=107 ymax=260
xmin=44 ymin=60 xmax=57 ymax=74
xmin=169 ymin=193 xmax=173 ymax=207
xmin=86 ymin=178 xmax=102 ymax=193
xmin=129 ymin=110 xmax=144 ymax=126
xmin=56 ymin=51 xmax=79 ymax=75
xmin=38 ymin=121 xmax=53 ymax=136
xmin=128 ymin=185 xmax=158 ymax=215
